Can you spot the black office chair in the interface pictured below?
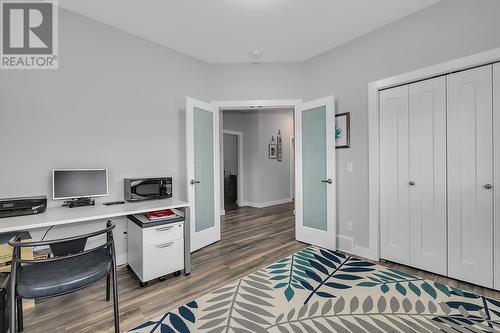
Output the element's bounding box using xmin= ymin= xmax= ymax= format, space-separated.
xmin=8 ymin=221 xmax=119 ymax=333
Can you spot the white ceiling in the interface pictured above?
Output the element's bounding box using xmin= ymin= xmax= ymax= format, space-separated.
xmin=59 ymin=0 xmax=440 ymax=64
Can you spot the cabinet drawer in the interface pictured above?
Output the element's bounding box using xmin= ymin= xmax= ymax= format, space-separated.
xmin=143 ymin=239 xmax=184 ymax=281
xmin=142 ymin=222 xmax=183 ymax=247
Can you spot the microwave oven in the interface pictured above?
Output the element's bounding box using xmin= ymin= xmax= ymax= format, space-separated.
xmin=124 ymin=177 xmax=172 ymax=202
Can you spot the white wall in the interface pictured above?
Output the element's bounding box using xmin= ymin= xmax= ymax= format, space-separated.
xmin=223 ymin=109 xmax=293 ymax=207
xmin=257 ymin=110 xmax=294 ymax=204
xmin=303 ymin=0 xmax=500 ymax=249
xmin=0 ymin=9 xmax=210 ymax=205
xmin=210 ymin=63 xmax=303 ymax=101
xmin=0 ymin=9 xmax=211 ymax=264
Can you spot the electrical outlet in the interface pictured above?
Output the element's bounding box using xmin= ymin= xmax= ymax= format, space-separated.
xmin=346 ymin=162 xmax=354 ymax=173
xmin=346 ymin=221 xmax=353 ymax=232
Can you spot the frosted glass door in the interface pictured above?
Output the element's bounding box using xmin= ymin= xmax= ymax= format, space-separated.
xmin=296 ymin=96 xmax=336 ymax=250
xmin=186 ymin=97 xmax=220 ymax=252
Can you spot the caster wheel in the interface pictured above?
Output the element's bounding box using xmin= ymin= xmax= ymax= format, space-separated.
xmin=173 ymin=270 xmax=181 ymax=277
xmin=159 ymin=276 xmax=167 ymax=282
xmin=139 ymin=281 xmax=148 ymax=288
xmin=184 ymin=272 xmax=191 ymax=276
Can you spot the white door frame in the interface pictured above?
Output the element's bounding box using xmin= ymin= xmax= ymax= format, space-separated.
xmin=222 ymin=129 xmax=244 ymax=207
xmin=367 ymin=47 xmax=500 ymax=261
xmin=213 ymin=99 xmax=302 ymax=216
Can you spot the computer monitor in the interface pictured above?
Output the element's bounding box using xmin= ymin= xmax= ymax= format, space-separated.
xmin=52 ymin=169 xmax=109 ymax=200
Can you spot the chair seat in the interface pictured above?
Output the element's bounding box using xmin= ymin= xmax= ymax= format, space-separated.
xmin=16 ymin=248 xmax=112 ymax=299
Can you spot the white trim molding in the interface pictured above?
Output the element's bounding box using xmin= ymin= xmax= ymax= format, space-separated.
xmin=337 ymin=235 xmax=354 ymax=254
xmin=239 ymin=198 xmax=293 ymax=209
xmin=213 ymin=99 xmax=302 ymax=111
xmin=368 ymin=47 xmax=500 ymax=261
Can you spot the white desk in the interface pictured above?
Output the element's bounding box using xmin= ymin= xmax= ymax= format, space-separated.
xmin=0 ymin=198 xmax=191 ymax=274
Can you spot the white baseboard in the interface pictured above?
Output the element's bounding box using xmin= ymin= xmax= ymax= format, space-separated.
xmin=353 ymin=245 xmax=378 ymax=261
xmin=220 ymin=210 xmax=226 ymax=216
xmin=336 ymin=236 xmax=378 ymax=261
xmin=239 ymin=198 xmax=293 ymax=208
xmin=337 ymin=235 xmax=354 ymax=254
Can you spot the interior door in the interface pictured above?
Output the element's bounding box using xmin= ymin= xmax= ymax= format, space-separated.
xmin=447 ymin=65 xmax=493 ymax=288
xmin=186 ymin=97 xmax=220 ymax=252
xmin=295 ymin=96 xmax=336 ymax=250
xmin=493 ymin=63 xmax=500 ymax=291
xmin=409 ymin=77 xmax=447 ymax=275
xmin=379 ymin=85 xmax=410 ymax=265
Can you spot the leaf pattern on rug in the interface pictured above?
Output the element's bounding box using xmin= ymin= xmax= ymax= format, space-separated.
xmin=128 ymin=246 xmax=500 ymax=333
xmin=301 ymin=249 xmax=376 ymax=303
xmin=197 ymin=271 xmax=276 ymax=332
xmin=357 ymin=268 xmax=457 ymax=299
xmin=266 ymin=247 xmax=315 ymax=302
xmin=129 ymin=301 xmax=198 ymax=332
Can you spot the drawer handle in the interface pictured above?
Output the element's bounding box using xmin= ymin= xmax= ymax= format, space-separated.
xmin=156 ymin=226 xmax=173 ymax=232
xmin=156 ymin=242 xmax=174 ymax=248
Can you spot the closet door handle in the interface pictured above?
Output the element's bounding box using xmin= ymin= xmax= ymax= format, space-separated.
xmin=484 ymin=184 xmax=493 ymax=189
xmin=190 ymin=179 xmax=200 ymax=185
xmin=409 ymin=181 xmax=415 ymax=186
xmin=321 ymin=178 xmax=333 ymax=184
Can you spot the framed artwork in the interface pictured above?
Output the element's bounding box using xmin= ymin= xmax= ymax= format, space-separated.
xmin=335 ymin=112 xmax=350 ymax=149
xmin=269 ymin=144 xmax=277 ymax=159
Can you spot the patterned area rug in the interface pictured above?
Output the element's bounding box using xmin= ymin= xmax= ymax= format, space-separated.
xmin=129 ymin=246 xmax=500 ymax=332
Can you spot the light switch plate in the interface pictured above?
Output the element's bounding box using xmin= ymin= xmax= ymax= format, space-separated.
xmin=346 ymin=162 xmax=354 ymax=173
xmin=346 ymin=221 xmax=353 ymax=232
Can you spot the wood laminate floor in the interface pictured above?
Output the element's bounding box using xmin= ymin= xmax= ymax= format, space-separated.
xmin=22 ymin=203 xmax=499 ymax=332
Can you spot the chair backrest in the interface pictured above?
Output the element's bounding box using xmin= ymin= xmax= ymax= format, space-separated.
xmin=9 ymin=221 xmax=115 ymax=264
xmin=50 ymin=238 xmax=88 ymax=257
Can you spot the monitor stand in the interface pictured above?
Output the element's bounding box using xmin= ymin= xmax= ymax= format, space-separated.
xmin=63 ymin=197 xmax=95 ymax=208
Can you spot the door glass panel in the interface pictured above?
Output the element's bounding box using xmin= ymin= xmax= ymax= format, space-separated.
xmin=302 ymin=106 xmax=327 ymax=231
xmin=194 ymin=107 xmax=215 ymax=232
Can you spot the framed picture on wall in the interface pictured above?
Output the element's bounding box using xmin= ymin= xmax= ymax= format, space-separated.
xmin=269 ymin=144 xmax=277 ymax=159
xmin=335 ymin=112 xmax=350 ymax=149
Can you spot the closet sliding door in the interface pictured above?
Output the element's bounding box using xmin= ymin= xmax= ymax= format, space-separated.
xmin=379 ymin=86 xmax=410 ymax=265
xmin=447 ymin=65 xmax=494 ymax=288
xmin=494 ymin=63 xmax=500 ymax=290
xmin=408 ymin=77 xmax=447 ymax=276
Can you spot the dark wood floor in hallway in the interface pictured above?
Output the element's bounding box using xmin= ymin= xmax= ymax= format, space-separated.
xmin=22 ymin=203 xmax=304 ymax=332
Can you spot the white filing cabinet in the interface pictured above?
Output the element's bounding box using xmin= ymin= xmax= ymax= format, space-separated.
xmin=127 ymin=217 xmax=185 ymax=287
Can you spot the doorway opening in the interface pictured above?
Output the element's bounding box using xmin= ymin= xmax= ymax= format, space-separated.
xmin=222 ymin=130 xmax=242 ymax=212
xmin=220 ymin=107 xmax=296 ymax=241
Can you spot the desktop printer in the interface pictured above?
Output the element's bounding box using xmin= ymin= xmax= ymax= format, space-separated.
xmin=0 ymin=196 xmax=47 ymax=218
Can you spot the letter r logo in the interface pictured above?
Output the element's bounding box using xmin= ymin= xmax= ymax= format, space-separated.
xmin=2 ymin=2 xmax=53 ymax=54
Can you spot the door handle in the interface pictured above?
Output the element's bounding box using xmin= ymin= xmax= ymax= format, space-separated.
xmin=409 ymin=181 xmax=415 ymax=186
xmin=321 ymin=178 xmax=333 ymax=184
xmin=156 ymin=226 xmax=173 ymax=232
xmin=156 ymin=242 xmax=174 ymax=248
xmin=484 ymin=184 xmax=493 ymax=189
xmin=190 ymin=180 xmax=200 ymax=185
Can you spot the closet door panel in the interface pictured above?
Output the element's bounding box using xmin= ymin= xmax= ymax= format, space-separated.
xmin=409 ymin=77 xmax=447 ymax=275
xmin=447 ymin=65 xmax=493 ymax=287
xmin=379 ymin=86 xmax=410 ymax=265
xmin=494 ymin=63 xmax=500 ymax=291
